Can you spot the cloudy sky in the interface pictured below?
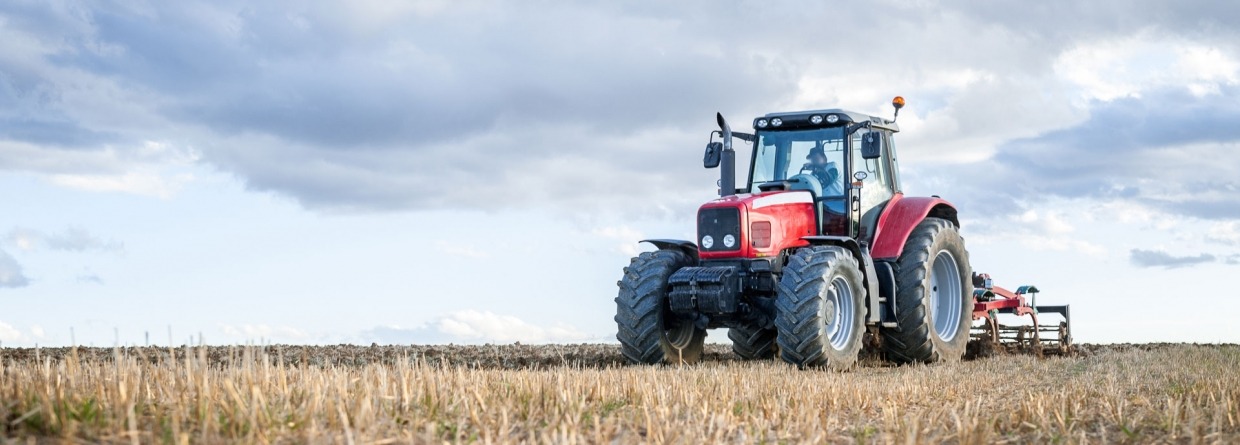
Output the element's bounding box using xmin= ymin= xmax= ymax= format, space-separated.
xmin=2 ymin=1 xmax=1239 ymax=347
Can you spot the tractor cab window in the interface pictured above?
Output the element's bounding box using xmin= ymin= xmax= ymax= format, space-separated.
xmin=750 ymin=127 xmax=846 ymax=202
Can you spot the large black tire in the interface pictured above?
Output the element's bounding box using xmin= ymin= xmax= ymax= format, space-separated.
xmin=882 ymin=217 xmax=973 ymax=364
xmin=728 ymin=325 xmax=777 ymax=360
xmin=774 ymin=246 xmax=867 ymax=370
xmin=614 ymin=250 xmax=706 ymax=364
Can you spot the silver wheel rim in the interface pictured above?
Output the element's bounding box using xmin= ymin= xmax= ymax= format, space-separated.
xmin=929 ymin=250 xmax=962 ymax=342
xmin=825 ymin=276 xmax=855 ymax=350
xmin=665 ymin=322 xmax=696 ymax=349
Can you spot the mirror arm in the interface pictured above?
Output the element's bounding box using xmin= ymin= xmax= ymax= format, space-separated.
xmin=846 ymin=121 xmax=872 ymax=135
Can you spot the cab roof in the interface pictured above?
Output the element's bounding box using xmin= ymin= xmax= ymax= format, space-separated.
xmin=759 ymin=108 xmax=900 ymax=132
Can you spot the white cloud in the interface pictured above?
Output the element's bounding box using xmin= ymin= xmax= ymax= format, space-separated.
xmin=48 ymin=171 xmax=193 ymax=198
xmin=1207 ymin=221 xmax=1240 ymax=245
xmin=1055 ymin=34 xmax=1240 ymax=102
xmin=1015 ymin=235 xmax=1107 ymax=257
xmin=219 ymin=324 xmax=309 ymax=342
xmin=362 ymin=310 xmax=592 ymax=344
xmin=0 ymin=139 xmax=199 ymax=198
xmin=592 ymin=226 xmax=645 ymax=256
xmin=969 ymin=206 xmax=1105 ymax=257
xmin=1015 ymin=210 xmax=1075 ymax=235
xmin=0 ymin=322 xmax=24 ymax=343
xmin=5 ymin=227 xmax=124 ymax=253
xmin=435 ymin=310 xmax=588 ymax=343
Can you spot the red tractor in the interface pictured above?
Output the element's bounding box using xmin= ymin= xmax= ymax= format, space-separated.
xmin=615 ymin=98 xmax=1069 ymax=370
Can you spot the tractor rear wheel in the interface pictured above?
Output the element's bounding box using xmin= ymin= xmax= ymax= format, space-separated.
xmin=774 ymin=246 xmax=866 ymax=370
xmin=614 ymin=250 xmax=706 ymax=364
xmin=728 ymin=325 xmax=777 ymax=360
xmin=883 ymin=217 xmax=973 ymax=363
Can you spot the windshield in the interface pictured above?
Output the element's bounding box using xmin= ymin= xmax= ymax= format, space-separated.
xmin=749 ymin=127 xmax=846 ymax=195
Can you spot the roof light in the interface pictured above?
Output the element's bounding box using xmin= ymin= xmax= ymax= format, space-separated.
xmin=809 ymin=115 xmax=823 ymax=125
xmin=771 ymin=118 xmax=783 ymax=127
xmin=825 ymin=114 xmax=839 ymax=124
xmin=756 ymin=119 xmax=768 ymax=128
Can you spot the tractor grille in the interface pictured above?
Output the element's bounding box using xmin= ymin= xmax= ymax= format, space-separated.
xmin=698 ymin=207 xmax=741 ymax=252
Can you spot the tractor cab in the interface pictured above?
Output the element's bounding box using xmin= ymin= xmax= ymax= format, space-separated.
xmin=744 ymin=110 xmax=901 ymax=241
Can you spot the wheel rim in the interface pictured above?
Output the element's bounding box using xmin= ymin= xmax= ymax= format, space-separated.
xmin=929 ymin=250 xmax=962 ymax=342
xmin=664 ymin=322 xmax=697 ymax=350
xmin=824 ymin=276 xmax=855 ymax=350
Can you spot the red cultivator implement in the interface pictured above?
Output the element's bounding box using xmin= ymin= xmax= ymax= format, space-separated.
xmin=969 ymin=273 xmax=1073 ymax=356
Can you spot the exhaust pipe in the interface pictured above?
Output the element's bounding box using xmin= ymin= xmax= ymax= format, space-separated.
xmin=717 ymin=113 xmax=736 ymax=197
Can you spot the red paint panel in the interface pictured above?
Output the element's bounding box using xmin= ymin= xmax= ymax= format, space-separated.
xmin=697 ymin=191 xmax=815 ymax=260
xmin=870 ymin=194 xmax=957 ymax=260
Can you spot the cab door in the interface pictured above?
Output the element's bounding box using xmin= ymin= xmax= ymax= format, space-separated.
xmin=851 ymin=130 xmax=896 ymax=242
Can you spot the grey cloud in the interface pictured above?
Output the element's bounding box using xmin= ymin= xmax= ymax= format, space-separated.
xmin=48 ymin=2 xmax=791 ymax=149
xmin=926 ymin=86 xmax=1240 ymax=222
xmin=1130 ymin=249 xmax=1215 ymax=269
xmin=3 ymin=1 xmax=1240 ymax=217
xmin=961 ymin=1 xmax=1240 ymax=42
xmin=1226 ymin=255 xmax=1240 ymax=265
xmin=0 ymin=249 xmax=30 ymax=288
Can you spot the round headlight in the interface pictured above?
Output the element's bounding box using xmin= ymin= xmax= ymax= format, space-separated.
xmin=809 ymin=115 xmax=823 ymax=124
xmin=756 ymin=119 xmax=768 ymax=128
xmin=722 ymin=234 xmax=736 ymax=248
xmin=825 ymin=114 xmax=839 ymax=124
xmin=771 ymin=118 xmax=783 ymax=127
xmin=701 ymin=235 xmax=714 ymax=249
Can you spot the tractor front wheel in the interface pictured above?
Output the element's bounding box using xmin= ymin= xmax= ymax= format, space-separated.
xmin=883 ymin=217 xmax=973 ymax=363
xmin=729 ymin=324 xmax=777 ymax=360
xmin=614 ymin=250 xmax=705 ymax=364
xmin=774 ymin=246 xmax=867 ymax=370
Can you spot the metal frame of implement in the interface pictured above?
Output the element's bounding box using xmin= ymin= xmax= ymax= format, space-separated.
xmin=970 ymin=273 xmax=1072 ymax=355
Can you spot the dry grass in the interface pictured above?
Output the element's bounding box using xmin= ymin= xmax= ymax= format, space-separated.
xmin=2 ymin=344 xmax=1237 ymax=444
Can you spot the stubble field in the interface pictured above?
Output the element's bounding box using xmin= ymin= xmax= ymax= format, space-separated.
xmin=1 ymin=343 xmax=1237 ymax=443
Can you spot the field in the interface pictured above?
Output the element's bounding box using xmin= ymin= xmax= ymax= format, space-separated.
xmin=2 ymin=343 xmax=1237 ymax=444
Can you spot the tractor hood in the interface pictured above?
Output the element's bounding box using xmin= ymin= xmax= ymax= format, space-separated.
xmin=697 ymin=190 xmax=817 ymax=260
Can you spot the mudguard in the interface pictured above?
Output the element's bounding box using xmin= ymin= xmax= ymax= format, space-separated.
xmin=869 ymin=194 xmax=959 ymax=261
xmin=639 ymin=239 xmax=699 ymax=262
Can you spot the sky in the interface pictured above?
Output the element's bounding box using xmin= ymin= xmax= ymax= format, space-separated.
xmin=2 ymin=0 xmax=1239 ymax=347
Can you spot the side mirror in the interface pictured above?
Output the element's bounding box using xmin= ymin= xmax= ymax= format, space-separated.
xmin=861 ymin=132 xmax=881 ymax=159
xmin=703 ymin=141 xmax=722 ymax=168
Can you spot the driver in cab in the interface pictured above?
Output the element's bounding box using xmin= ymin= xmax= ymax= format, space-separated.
xmin=804 ymin=146 xmax=843 ymax=196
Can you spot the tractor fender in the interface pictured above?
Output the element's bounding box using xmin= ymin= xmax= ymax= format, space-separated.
xmin=639 ymin=239 xmax=699 ymax=263
xmin=869 ymin=194 xmax=959 ymax=261
xmin=802 ymin=236 xmax=882 ymax=325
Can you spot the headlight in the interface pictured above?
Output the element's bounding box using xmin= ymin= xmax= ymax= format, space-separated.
xmin=756 ymin=119 xmax=768 ymax=128
xmin=722 ymin=234 xmax=736 ymax=248
xmin=825 ymin=114 xmax=839 ymax=124
xmin=809 ymin=115 xmax=823 ymax=124
xmin=701 ymin=235 xmax=714 ymax=249
xmin=771 ymin=118 xmax=783 ymax=127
